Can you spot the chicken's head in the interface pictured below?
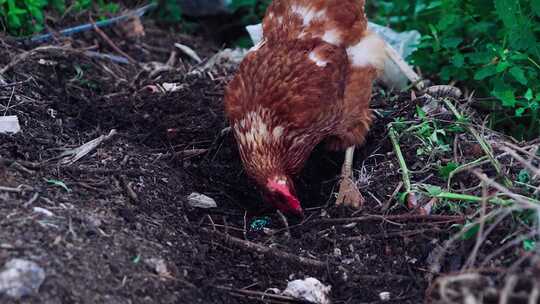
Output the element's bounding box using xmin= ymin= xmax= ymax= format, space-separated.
xmin=263 ymin=176 xmax=303 ymax=217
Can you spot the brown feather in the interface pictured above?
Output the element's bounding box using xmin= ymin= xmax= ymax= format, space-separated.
xmin=224 ymin=0 xmax=384 ymax=204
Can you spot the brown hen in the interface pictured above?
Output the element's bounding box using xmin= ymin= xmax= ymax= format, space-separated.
xmin=224 ymin=0 xmax=394 ymax=216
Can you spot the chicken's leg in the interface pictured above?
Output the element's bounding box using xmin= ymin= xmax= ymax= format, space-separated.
xmin=384 ymin=43 xmax=424 ymax=90
xmin=336 ymin=146 xmax=365 ymax=208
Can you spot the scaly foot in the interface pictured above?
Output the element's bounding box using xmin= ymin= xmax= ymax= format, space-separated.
xmin=335 ymin=146 xmax=365 ymax=208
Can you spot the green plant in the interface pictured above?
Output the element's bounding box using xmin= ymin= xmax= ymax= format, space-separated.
xmin=0 ymin=0 xmax=119 ymax=35
xmin=227 ymin=0 xmax=270 ymax=48
xmin=230 ymin=0 xmax=270 ymax=25
xmin=370 ymin=0 xmax=540 ymax=139
xmin=153 ymin=0 xmax=182 ymax=24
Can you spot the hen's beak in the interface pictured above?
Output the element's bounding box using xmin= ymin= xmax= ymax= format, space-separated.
xmin=266 ymin=178 xmax=303 ymax=218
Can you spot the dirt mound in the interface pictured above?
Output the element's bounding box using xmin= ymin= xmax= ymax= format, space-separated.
xmin=1 ymin=19 xmax=537 ymax=304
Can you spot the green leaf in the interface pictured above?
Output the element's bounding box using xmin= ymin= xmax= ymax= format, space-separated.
xmin=523 ymin=239 xmax=536 ymax=252
xmin=27 ymin=6 xmax=44 ymax=23
xmin=442 ymin=37 xmax=463 ymax=49
xmin=510 ymin=53 xmax=529 ymax=61
xmin=438 ymin=162 xmax=459 ymax=180
xmin=492 ymin=89 xmax=517 ymax=107
xmin=398 ymin=192 xmax=408 ymax=204
xmin=461 ymin=223 xmax=480 ymax=240
xmin=495 ymin=0 xmax=519 ymax=28
xmin=468 ymin=52 xmax=493 ymax=65
xmin=451 ymin=53 xmax=464 ymax=68
xmin=533 ymin=0 xmax=540 ymax=17
xmin=496 ymin=61 xmax=510 ymax=73
xmin=509 ymin=67 xmax=528 ymax=85
xmin=515 ymin=107 xmax=526 ymax=117
xmin=530 ymin=101 xmax=539 ymax=112
xmin=416 ymin=105 xmax=426 ymax=119
xmin=132 ymin=254 xmax=141 ymax=264
xmin=46 ymin=179 xmax=72 ymax=192
xmin=525 ymin=89 xmax=534 ymax=101
xmin=474 ymin=65 xmax=498 ymax=80
xmin=426 ymin=185 xmax=443 ymax=196
xmin=518 ymin=169 xmax=530 ymax=183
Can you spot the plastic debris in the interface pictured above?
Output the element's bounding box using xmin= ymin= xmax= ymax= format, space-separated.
xmin=161 ymin=82 xmax=187 ymax=93
xmin=282 ymin=277 xmax=331 ymax=304
xmin=379 ymin=291 xmax=391 ymax=301
xmin=28 ymin=3 xmax=157 ymax=43
xmin=367 ymin=23 xmax=420 ymax=60
xmin=0 ymin=259 xmax=46 ymax=299
xmin=250 ymin=217 xmax=271 ymax=231
xmin=174 ymin=43 xmax=203 ymax=63
xmin=144 ymin=258 xmax=171 ymax=278
xmin=0 ymin=116 xmax=21 ymax=134
xmin=246 ymin=24 xmax=263 ymax=47
xmin=187 ymin=193 xmax=217 ymax=209
xmin=32 ymin=207 xmax=54 ymax=217
xmin=58 ymin=129 xmax=117 ymax=166
xmin=202 ymin=48 xmax=247 ymax=71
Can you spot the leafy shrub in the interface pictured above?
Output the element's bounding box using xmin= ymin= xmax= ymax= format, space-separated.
xmin=230 ymin=0 xmax=270 ymax=25
xmin=0 ymin=0 xmax=119 ymax=36
xmin=153 ymin=0 xmax=182 ymax=24
xmin=370 ymin=0 xmax=540 ymax=139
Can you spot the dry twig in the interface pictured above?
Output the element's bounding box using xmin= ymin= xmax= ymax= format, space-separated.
xmin=311 ymin=214 xmax=465 ymax=226
xmin=203 ymin=228 xmax=325 ymax=268
xmin=90 ymin=17 xmax=136 ymax=64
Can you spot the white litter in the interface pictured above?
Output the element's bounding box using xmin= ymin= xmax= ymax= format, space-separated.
xmin=32 ymin=207 xmax=54 ymax=217
xmin=187 ymin=192 xmax=217 ymax=209
xmin=0 ymin=116 xmax=21 ymax=134
xmin=246 ymin=24 xmax=263 ymax=47
xmin=0 ymin=259 xmax=45 ymax=299
xmin=379 ymin=291 xmax=391 ymax=301
xmin=144 ymin=258 xmax=171 ymax=278
xmin=282 ymin=277 xmax=331 ymax=304
xmin=58 ymin=129 xmax=117 ymax=166
xmin=161 ymin=82 xmax=187 ymax=93
xmin=202 ymin=48 xmax=247 ymax=71
xmin=174 ymin=43 xmax=203 ymax=63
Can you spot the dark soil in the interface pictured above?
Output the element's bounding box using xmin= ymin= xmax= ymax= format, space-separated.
xmin=0 ymin=17 xmax=531 ymax=304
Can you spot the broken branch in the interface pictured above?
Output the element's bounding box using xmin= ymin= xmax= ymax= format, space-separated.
xmin=203 ymin=228 xmax=325 ymax=268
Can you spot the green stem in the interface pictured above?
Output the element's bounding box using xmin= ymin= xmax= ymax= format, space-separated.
xmin=447 ymin=156 xmax=489 ymax=189
xmin=528 ymin=56 xmax=540 ymax=71
xmin=389 ymin=125 xmax=411 ymax=193
xmin=443 ymin=99 xmax=513 ymax=188
xmin=428 ymin=191 xmax=512 ymax=205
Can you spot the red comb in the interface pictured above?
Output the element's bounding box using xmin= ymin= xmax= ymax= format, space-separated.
xmin=267 ymin=180 xmax=303 ymax=214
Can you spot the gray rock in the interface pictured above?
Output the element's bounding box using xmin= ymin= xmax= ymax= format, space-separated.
xmin=0 ymin=259 xmax=45 ymax=299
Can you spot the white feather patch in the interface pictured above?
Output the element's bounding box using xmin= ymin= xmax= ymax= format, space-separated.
xmin=235 ymin=108 xmax=286 ymax=149
xmin=346 ymin=32 xmax=386 ymax=69
xmin=322 ymin=29 xmax=342 ymax=46
xmin=308 ymin=51 xmax=328 ymax=67
xmin=290 ymin=5 xmax=326 ymax=26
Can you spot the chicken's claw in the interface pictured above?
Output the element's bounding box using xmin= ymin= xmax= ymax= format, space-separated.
xmin=336 ymin=176 xmax=364 ymax=208
xmin=335 ymin=146 xmax=364 ymax=209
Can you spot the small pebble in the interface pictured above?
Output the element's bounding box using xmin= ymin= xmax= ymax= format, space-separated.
xmin=282 ymin=277 xmax=331 ymax=304
xmin=187 ymin=193 xmax=217 ymax=209
xmin=379 ymin=291 xmax=391 ymax=301
xmin=0 ymin=259 xmax=45 ymax=299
